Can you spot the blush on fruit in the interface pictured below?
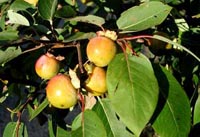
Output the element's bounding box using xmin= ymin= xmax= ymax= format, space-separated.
xmin=35 ymin=54 xmax=60 ymax=80
xmin=85 ymin=66 xmax=107 ymax=96
xmin=86 ymin=36 xmax=117 ymax=67
xmin=46 ymin=74 xmax=77 ymax=109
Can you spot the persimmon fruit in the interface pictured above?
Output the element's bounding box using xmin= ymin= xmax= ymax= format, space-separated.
xmin=46 ymin=74 xmax=77 ymax=109
xmin=35 ymin=54 xmax=60 ymax=80
xmin=86 ymin=36 xmax=117 ymax=67
xmin=24 ymin=0 xmax=38 ymax=6
xmin=85 ymin=66 xmax=107 ymax=96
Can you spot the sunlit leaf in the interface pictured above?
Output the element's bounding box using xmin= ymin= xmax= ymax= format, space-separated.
xmin=67 ymin=15 xmax=105 ymax=27
xmin=117 ymin=1 xmax=172 ymax=33
xmin=0 ymin=47 xmax=22 ymax=65
xmin=193 ymin=93 xmax=200 ymax=125
xmin=29 ymin=98 xmax=49 ymax=121
xmin=10 ymin=0 xmax=35 ymax=11
xmin=93 ymin=98 xmax=135 ymax=137
xmin=0 ymin=30 xmax=19 ymax=41
xmin=107 ymin=53 xmax=159 ymax=136
xmin=56 ymin=125 xmax=71 ymax=137
xmin=152 ymin=65 xmax=191 ymax=137
xmin=38 ymin=0 xmax=58 ymax=21
xmin=7 ymin=10 xmax=30 ymax=26
xmin=3 ymin=122 xmax=28 ymax=137
xmin=63 ymin=32 xmax=96 ymax=42
xmin=71 ymin=110 xmax=107 ymax=137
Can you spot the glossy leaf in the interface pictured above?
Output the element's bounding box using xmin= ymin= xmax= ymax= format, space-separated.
xmin=193 ymin=93 xmax=200 ymax=125
xmin=117 ymin=1 xmax=172 ymax=32
xmin=3 ymin=122 xmax=28 ymax=137
xmin=63 ymin=32 xmax=96 ymax=42
xmin=48 ymin=117 xmax=55 ymax=137
xmin=29 ymin=98 xmax=49 ymax=121
xmin=38 ymin=0 xmax=58 ymax=21
xmin=72 ymin=110 xmax=107 ymax=137
xmin=10 ymin=0 xmax=35 ymax=11
xmin=67 ymin=15 xmax=105 ymax=27
xmin=0 ymin=30 xmax=19 ymax=41
xmin=7 ymin=10 xmax=30 ymax=26
xmin=56 ymin=125 xmax=71 ymax=137
xmin=55 ymin=5 xmax=76 ymax=18
xmin=107 ymin=53 xmax=159 ymax=136
xmin=152 ymin=65 xmax=191 ymax=137
xmin=0 ymin=47 xmax=22 ymax=65
xmin=93 ymin=98 xmax=135 ymax=137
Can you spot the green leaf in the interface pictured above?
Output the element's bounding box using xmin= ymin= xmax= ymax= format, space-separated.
xmin=56 ymin=126 xmax=71 ymax=137
xmin=71 ymin=110 xmax=107 ymax=137
xmin=93 ymin=98 xmax=135 ymax=137
xmin=0 ymin=13 xmax=6 ymax=30
xmin=152 ymin=65 xmax=191 ymax=137
xmin=194 ymin=93 xmax=200 ymax=125
xmin=0 ymin=30 xmax=19 ymax=41
xmin=0 ymin=0 xmax=9 ymax=4
xmin=67 ymin=15 xmax=105 ymax=27
xmin=107 ymin=53 xmax=159 ymax=136
xmin=10 ymin=0 xmax=35 ymax=11
xmin=29 ymin=98 xmax=49 ymax=121
xmin=38 ymin=0 xmax=58 ymax=21
xmin=3 ymin=122 xmax=28 ymax=137
xmin=55 ymin=5 xmax=76 ymax=18
xmin=117 ymin=1 xmax=172 ymax=33
xmin=48 ymin=117 xmax=55 ymax=137
xmin=63 ymin=32 xmax=96 ymax=42
xmin=0 ymin=47 xmax=22 ymax=65
xmin=7 ymin=10 xmax=30 ymax=26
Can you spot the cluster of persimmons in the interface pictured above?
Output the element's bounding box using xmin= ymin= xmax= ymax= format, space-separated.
xmin=35 ymin=31 xmax=117 ymax=109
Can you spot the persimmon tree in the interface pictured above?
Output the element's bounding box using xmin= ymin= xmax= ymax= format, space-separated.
xmin=0 ymin=0 xmax=200 ymax=137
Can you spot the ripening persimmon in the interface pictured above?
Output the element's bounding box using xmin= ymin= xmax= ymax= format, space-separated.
xmin=86 ymin=36 xmax=117 ymax=67
xmin=46 ymin=74 xmax=77 ymax=109
xmin=35 ymin=54 xmax=60 ymax=80
xmin=85 ymin=66 xmax=107 ymax=96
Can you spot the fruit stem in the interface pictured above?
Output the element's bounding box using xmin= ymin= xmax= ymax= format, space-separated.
xmin=75 ymin=43 xmax=85 ymax=74
xmin=117 ymin=35 xmax=153 ymax=41
xmin=118 ymin=34 xmax=200 ymax=62
xmin=16 ymin=97 xmax=33 ymax=137
xmin=78 ymin=90 xmax=85 ymax=137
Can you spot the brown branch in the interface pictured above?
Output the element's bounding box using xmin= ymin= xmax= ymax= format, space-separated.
xmin=75 ymin=43 xmax=84 ymax=74
xmin=16 ymin=97 xmax=33 ymax=137
xmin=78 ymin=90 xmax=85 ymax=137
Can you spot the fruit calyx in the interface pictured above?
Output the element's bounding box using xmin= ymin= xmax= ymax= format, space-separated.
xmin=96 ymin=30 xmax=118 ymax=41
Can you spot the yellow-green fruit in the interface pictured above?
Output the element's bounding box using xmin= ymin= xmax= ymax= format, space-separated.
xmin=85 ymin=67 xmax=107 ymax=96
xmin=24 ymin=0 xmax=38 ymax=6
xmin=35 ymin=54 xmax=60 ymax=80
xmin=86 ymin=36 xmax=117 ymax=67
xmin=46 ymin=74 xmax=77 ymax=109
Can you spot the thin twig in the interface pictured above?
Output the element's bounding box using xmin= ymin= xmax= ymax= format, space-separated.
xmin=75 ymin=42 xmax=84 ymax=74
xmin=78 ymin=90 xmax=85 ymax=137
xmin=16 ymin=97 xmax=33 ymax=137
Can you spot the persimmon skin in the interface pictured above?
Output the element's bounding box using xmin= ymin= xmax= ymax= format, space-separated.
xmin=86 ymin=36 xmax=117 ymax=67
xmin=35 ymin=54 xmax=60 ymax=80
xmin=46 ymin=74 xmax=77 ymax=109
xmin=85 ymin=67 xmax=107 ymax=96
xmin=24 ymin=0 xmax=38 ymax=6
